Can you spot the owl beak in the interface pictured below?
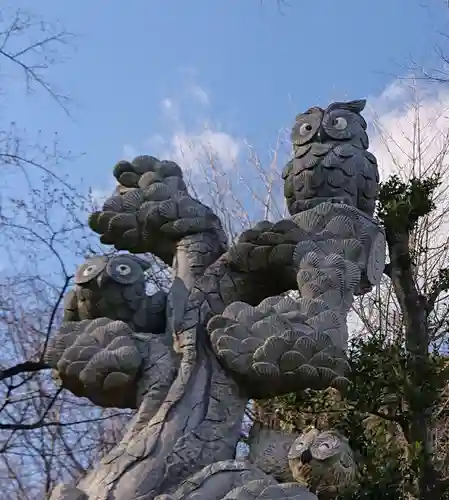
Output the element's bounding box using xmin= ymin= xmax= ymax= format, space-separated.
xmin=300 ymin=448 xmax=313 ymax=464
xmin=316 ymin=129 xmax=324 ymax=143
xmin=96 ymin=274 xmax=108 ymax=287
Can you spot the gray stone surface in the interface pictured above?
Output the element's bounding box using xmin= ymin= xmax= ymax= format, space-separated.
xmin=45 ymin=100 xmax=384 ymax=500
xmin=282 ymin=99 xmax=379 ymax=218
xmin=223 ymin=481 xmax=318 ymax=500
xmin=208 ymin=201 xmax=385 ymax=398
xmin=154 ymin=460 xmax=276 ymax=500
xmin=247 ymin=423 xmax=299 ymax=482
xmin=64 ymin=254 xmax=167 ymax=334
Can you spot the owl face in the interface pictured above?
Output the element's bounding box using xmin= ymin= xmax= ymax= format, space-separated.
xmin=75 ymin=254 xmax=149 ymax=289
xmin=288 ymin=427 xmax=355 ymax=493
xmin=291 ymin=99 xmax=368 ymax=150
xmin=288 ymin=427 xmax=320 ymax=461
xmin=64 ymin=253 xmax=167 ymax=332
xmin=70 ymin=254 xmax=150 ymax=321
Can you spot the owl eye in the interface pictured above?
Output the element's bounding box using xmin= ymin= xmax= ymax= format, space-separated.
xmin=116 ymin=264 xmax=132 ymax=276
xmin=299 ymin=123 xmax=313 ymax=136
xmin=318 ymin=442 xmax=331 ymax=450
xmin=82 ymin=265 xmax=97 ymax=276
xmin=333 ymin=117 xmax=348 ymax=130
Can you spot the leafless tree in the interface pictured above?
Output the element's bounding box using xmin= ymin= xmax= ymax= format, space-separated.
xmin=0 ymin=8 xmax=134 ymax=498
xmin=350 ymin=86 xmax=449 ymax=495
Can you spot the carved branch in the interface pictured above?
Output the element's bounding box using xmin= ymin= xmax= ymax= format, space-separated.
xmin=208 ymin=202 xmax=386 ymax=399
xmin=0 ymin=360 xmax=50 ymax=381
xmin=69 ymin=257 xmax=253 ymax=499
xmin=154 ymin=460 xmax=275 ymax=500
xmin=44 ymin=318 xmax=174 ymax=411
xmin=88 ymin=155 xmax=228 ymax=266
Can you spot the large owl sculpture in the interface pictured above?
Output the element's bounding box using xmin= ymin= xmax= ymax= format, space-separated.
xmin=287 ymin=427 xmax=356 ymax=496
xmin=282 ymin=99 xmax=379 ymax=217
xmin=63 ymin=254 xmax=167 ymax=334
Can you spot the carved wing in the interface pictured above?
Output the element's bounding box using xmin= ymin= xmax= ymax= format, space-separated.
xmin=357 ymin=150 xmax=379 ymax=217
xmin=132 ymin=290 xmax=167 ymax=333
xmin=62 ymin=289 xmax=80 ymax=322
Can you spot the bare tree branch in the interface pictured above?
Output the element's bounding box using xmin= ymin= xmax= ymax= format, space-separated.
xmin=0 ymin=361 xmax=50 ymax=382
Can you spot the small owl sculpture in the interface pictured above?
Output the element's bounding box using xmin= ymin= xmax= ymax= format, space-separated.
xmin=63 ymin=254 xmax=167 ymax=334
xmin=247 ymin=422 xmax=301 ymax=483
xmin=287 ymin=427 xmax=356 ymax=495
xmin=282 ymin=99 xmax=379 ymax=217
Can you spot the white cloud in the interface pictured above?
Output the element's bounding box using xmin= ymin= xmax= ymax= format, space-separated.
xmin=161 ymin=98 xmax=174 ymax=111
xmin=347 ymin=80 xmax=449 ymax=341
xmin=165 ymin=128 xmax=241 ymax=171
xmin=144 ymin=134 xmax=166 ymax=150
xmin=160 ymin=97 xmax=181 ymax=123
xmin=101 ymin=79 xmax=241 ymax=181
xmin=189 ymin=84 xmax=210 ymax=106
xmin=367 ymin=80 xmax=449 ymax=181
xmin=150 ymin=82 xmax=242 ymax=172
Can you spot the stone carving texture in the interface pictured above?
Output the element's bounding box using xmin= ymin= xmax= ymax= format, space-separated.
xmin=222 ymin=481 xmax=318 ymax=500
xmin=282 ymin=99 xmax=379 ymax=218
xmin=64 ymin=254 xmax=167 ymax=333
xmin=287 ymin=427 xmax=356 ymax=495
xmin=88 ymin=156 xmax=227 ymax=264
xmin=46 ymin=317 xmax=174 ymax=410
xmin=44 ymin=100 xmax=385 ymax=500
xmin=247 ymin=424 xmax=300 ymax=482
xmin=246 ymin=424 xmax=355 ymax=495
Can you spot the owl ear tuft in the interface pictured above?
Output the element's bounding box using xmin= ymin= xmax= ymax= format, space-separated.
xmin=327 ymin=99 xmax=366 ymax=114
xmin=299 ymin=106 xmax=324 ymax=119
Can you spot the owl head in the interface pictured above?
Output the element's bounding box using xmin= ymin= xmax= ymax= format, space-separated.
xmin=291 ymin=99 xmax=368 ymax=151
xmin=64 ymin=254 xmax=151 ymax=323
xmin=288 ymin=426 xmax=356 ymax=495
xmin=74 ymin=254 xmax=150 ymax=289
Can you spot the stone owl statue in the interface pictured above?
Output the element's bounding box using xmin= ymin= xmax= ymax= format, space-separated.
xmin=247 ymin=422 xmax=301 ymax=483
xmin=63 ymin=254 xmax=167 ymax=334
xmin=288 ymin=427 xmax=356 ymax=496
xmin=282 ymin=99 xmax=379 ymax=217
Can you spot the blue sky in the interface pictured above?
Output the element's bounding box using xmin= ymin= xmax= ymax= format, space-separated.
xmin=6 ymin=0 xmax=449 ymax=196
xmin=3 ymin=0 xmax=449 ymax=280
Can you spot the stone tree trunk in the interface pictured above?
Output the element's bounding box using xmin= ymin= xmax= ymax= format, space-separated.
xmin=45 ymin=99 xmax=386 ymax=500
